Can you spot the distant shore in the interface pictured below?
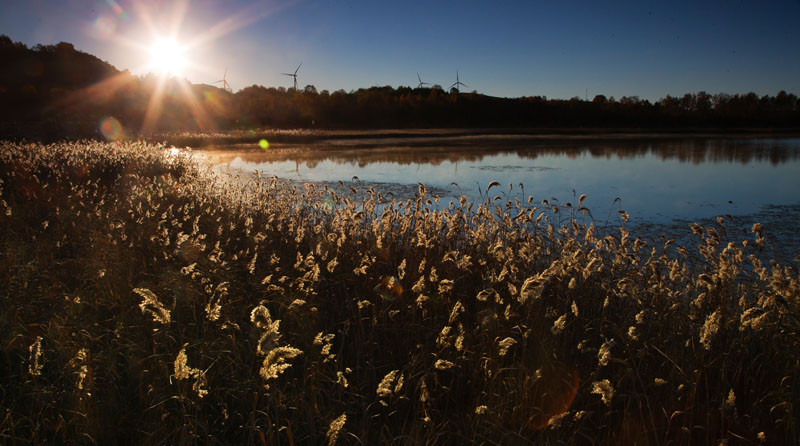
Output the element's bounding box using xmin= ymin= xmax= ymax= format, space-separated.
xmin=152 ymin=127 xmax=800 ymax=149
xmin=2 ymin=122 xmax=799 ymax=147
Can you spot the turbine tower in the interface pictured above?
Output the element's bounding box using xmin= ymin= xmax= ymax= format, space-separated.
xmin=282 ymin=63 xmax=302 ymax=90
xmin=214 ymin=67 xmax=232 ymax=93
xmin=450 ymin=70 xmax=468 ymax=93
xmin=416 ymin=73 xmax=430 ymax=89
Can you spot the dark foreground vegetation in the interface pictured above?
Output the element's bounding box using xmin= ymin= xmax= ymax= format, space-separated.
xmin=1 ymin=140 xmax=798 ymax=444
xmin=1 ymin=35 xmax=798 ymax=142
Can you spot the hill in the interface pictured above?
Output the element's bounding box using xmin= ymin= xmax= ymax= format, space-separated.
xmin=0 ymin=35 xmax=798 ymax=141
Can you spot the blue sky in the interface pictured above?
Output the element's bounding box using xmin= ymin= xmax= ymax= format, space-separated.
xmin=2 ymin=0 xmax=799 ymax=101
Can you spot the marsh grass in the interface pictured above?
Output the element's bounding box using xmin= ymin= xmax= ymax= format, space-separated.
xmin=0 ymin=140 xmax=798 ymax=444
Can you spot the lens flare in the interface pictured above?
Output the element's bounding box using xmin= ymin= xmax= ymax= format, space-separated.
xmin=202 ymin=90 xmax=225 ymax=112
xmin=106 ymin=0 xmax=128 ymax=20
xmin=90 ymin=16 xmax=117 ymax=40
xmin=527 ymin=365 xmax=579 ymax=430
xmin=259 ymin=139 xmax=269 ymax=149
xmin=374 ymin=276 xmax=403 ymax=301
xmin=99 ymin=117 xmax=123 ymax=141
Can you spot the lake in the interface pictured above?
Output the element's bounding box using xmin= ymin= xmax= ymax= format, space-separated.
xmin=191 ymin=134 xmax=800 ymax=260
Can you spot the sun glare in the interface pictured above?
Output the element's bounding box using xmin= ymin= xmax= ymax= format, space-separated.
xmin=149 ymin=38 xmax=187 ymax=76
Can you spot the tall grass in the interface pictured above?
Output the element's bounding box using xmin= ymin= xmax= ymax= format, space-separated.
xmin=0 ymin=140 xmax=797 ymax=444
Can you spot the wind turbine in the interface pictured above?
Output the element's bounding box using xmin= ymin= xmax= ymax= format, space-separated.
xmin=450 ymin=70 xmax=468 ymax=93
xmin=282 ymin=63 xmax=302 ymax=90
xmin=214 ymin=67 xmax=232 ymax=92
xmin=416 ymin=73 xmax=430 ymax=89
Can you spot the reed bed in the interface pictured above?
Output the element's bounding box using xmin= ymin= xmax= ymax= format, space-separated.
xmin=0 ymin=140 xmax=797 ymax=445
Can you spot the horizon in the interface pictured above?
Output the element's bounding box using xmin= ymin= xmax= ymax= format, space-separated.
xmin=1 ymin=1 xmax=798 ymax=102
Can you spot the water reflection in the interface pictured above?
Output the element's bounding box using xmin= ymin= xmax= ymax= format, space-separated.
xmin=201 ymin=137 xmax=800 ymax=168
xmin=194 ymin=136 xmax=800 ymax=227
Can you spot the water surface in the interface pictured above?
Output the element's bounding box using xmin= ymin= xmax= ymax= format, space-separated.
xmin=194 ymin=136 xmax=800 ymax=228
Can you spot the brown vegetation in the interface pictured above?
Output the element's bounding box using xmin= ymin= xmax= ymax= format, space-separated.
xmin=0 ymin=140 xmax=798 ymax=444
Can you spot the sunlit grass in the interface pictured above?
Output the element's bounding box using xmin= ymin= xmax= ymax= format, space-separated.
xmin=0 ymin=140 xmax=797 ymax=444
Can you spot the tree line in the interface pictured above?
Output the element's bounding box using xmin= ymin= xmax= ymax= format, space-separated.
xmin=1 ymin=35 xmax=798 ymax=140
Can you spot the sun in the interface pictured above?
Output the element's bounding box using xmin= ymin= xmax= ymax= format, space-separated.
xmin=148 ymin=38 xmax=187 ymax=76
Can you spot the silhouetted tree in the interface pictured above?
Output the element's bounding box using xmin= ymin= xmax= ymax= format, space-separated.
xmin=1 ymin=35 xmax=798 ymax=140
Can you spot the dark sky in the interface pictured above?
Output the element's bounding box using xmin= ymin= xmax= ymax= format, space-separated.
xmin=2 ymin=0 xmax=798 ymax=100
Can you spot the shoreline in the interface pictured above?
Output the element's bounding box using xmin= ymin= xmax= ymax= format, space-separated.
xmin=2 ymin=124 xmax=799 ymax=146
xmin=156 ymin=127 xmax=800 ymax=148
xmin=205 ymin=160 xmax=800 ymax=265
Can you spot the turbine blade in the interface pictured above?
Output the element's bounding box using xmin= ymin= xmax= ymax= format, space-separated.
xmin=295 ymin=62 xmax=302 ymax=74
